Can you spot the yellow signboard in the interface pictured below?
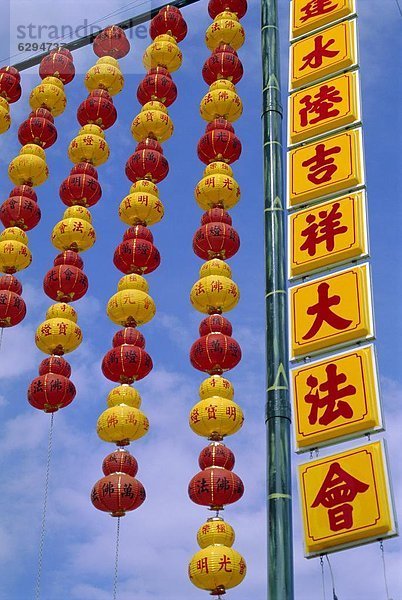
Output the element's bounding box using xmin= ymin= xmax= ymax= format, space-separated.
xmin=290 ymin=263 xmax=373 ymax=359
xmin=292 ymin=345 xmax=382 ymax=451
xmin=289 ymin=71 xmax=360 ymax=145
xmin=290 ymin=19 xmax=358 ymax=90
xmin=288 ymin=128 xmax=364 ymax=208
xmin=291 ymin=0 xmax=356 ymax=39
xmin=299 ymin=441 xmax=397 ymax=556
xmin=289 ymin=191 xmax=368 ymax=278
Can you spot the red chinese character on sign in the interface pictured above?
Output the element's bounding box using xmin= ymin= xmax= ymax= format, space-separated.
xmin=305 ymin=363 xmax=355 ymax=425
xmin=302 ymin=143 xmax=341 ymax=185
xmin=312 ymin=461 xmax=369 ymax=531
xmin=300 ymin=202 xmax=348 ymax=256
xmin=300 ymin=35 xmax=339 ymax=71
xmin=300 ymin=0 xmax=339 ymax=22
xmin=303 ymin=282 xmax=352 ymax=340
xmin=299 ymin=84 xmax=343 ymax=127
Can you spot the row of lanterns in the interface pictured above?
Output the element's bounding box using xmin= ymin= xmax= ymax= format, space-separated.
xmin=187 ymin=0 xmax=248 ymax=596
xmin=90 ymin=7 xmax=188 ymax=530
xmin=0 ymin=48 xmax=76 ymax=331
xmin=28 ymin=27 xmax=127 ymax=414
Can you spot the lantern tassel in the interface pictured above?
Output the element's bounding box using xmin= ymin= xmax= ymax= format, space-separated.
xmin=113 ymin=516 xmax=121 ymax=600
xmin=35 ymin=412 xmax=55 ymax=600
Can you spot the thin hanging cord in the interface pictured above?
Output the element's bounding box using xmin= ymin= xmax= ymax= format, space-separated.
xmin=113 ymin=517 xmax=121 ymax=600
xmin=395 ymin=0 xmax=402 ymax=18
xmin=380 ymin=541 xmax=392 ymax=600
xmin=34 ymin=413 xmax=55 ymax=600
xmin=0 ymin=327 xmax=3 ymax=351
xmin=325 ymin=554 xmax=339 ymax=600
xmin=320 ymin=556 xmax=327 ymax=600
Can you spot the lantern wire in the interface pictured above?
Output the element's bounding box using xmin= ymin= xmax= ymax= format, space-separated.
xmin=395 ymin=0 xmax=402 ymax=18
xmin=379 ymin=540 xmax=392 ymax=599
xmin=35 ymin=412 xmax=55 ymax=600
xmin=113 ymin=516 xmax=121 ymax=600
xmin=325 ymin=554 xmax=339 ymax=600
xmin=0 ymin=327 xmax=3 ymax=351
xmin=320 ymin=556 xmax=327 ymax=600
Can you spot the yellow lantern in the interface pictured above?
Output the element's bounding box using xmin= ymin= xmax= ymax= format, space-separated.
xmin=131 ymin=101 xmax=174 ymax=143
xmin=63 ymin=205 xmax=92 ymax=223
xmin=51 ymin=216 xmax=96 ymax=252
xmin=188 ymin=545 xmax=246 ymax=592
xmin=0 ymin=227 xmax=31 ymax=273
xmin=143 ymin=34 xmax=183 ymax=72
xmin=199 ymin=259 xmax=232 ymax=279
xmin=35 ymin=317 xmax=82 ymax=355
xmin=8 ymin=144 xmax=48 ymax=186
xmin=46 ymin=302 xmax=78 ymax=322
xmin=197 ymin=517 xmax=235 ymax=548
xmin=107 ymin=288 xmax=156 ymax=327
xmin=84 ymin=57 xmax=124 ymax=96
xmin=97 ymin=405 xmax=149 ymax=445
xmin=117 ymin=274 xmax=149 ymax=293
xmin=195 ymin=163 xmax=240 ymax=211
xmin=0 ymin=97 xmax=10 ymax=133
xmin=205 ymin=11 xmax=245 ymax=51
xmin=68 ymin=124 xmax=110 ymax=166
xmin=199 ymin=374 xmax=234 ymax=401
xmin=200 ymin=80 xmax=242 ymax=122
xmin=129 ymin=180 xmax=159 ymax=196
xmin=190 ymin=274 xmax=239 ymax=314
xmin=189 ymin=396 xmax=244 ymax=439
xmin=107 ymin=385 xmax=142 ymax=409
xmin=119 ymin=190 xmax=165 ymax=226
xmin=29 ymin=76 xmax=66 ymax=116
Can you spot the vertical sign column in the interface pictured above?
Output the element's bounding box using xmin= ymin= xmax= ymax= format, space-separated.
xmin=287 ymin=0 xmax=397 ymax=558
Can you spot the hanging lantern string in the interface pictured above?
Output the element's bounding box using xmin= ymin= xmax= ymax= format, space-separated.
xmin=0 ymin=327 xmax=3 ymax=352
xmin=380 ymin=540 xmax=393 ymax=600
xmin=113 ymin=516 xmax=121 ymax=600
xmin=325 ymin=554 xmax=339 ymax=600
xmin=35 ymin=412 xmax=55 ymax=600
xmin=320 ymin=555 xmax=327 ymax=600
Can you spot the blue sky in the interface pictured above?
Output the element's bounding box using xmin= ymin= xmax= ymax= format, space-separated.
xmin=0 ymin=0 xmax=401 ymax=599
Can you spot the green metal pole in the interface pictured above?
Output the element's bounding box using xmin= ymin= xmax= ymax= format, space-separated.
xmin=261 ymin=0 xmax=294 ymax=598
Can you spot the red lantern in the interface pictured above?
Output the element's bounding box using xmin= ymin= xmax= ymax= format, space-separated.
xmin=190 ymin=333 xmax=242 ymax=374
xmin=57 ymin=48 xmax=73 ymax=59
xmin=197 ymin=126 xmax=242 ymax=165
xmin=199 ymin=314 xmax=233 ymax=336
xmin=114 ymin=238 xmax=161 ymax=275
xmin=202 ymin=44 xmax=244 ymax=85
xmin=39 ymin=51 xmax=75 ymax=84
xmin=0 ymin=194 xmax=41 ymax=231
xmin=0 ymin=274 xmax=22 ymax=295
xmin=9 ymin=185 xmax=37 ymax=202
xmin=70 ymin=162 xmax=98 ymax=179
xmin=53 ymin=250 xmax=84 ymax=270
xmin=208 ymin=0 xmax=248 ymax=18
xmin=38 ymin=355 xmax=72 ymax=377
xmin=112 ymin=327 xmax=146 ymax=349
xmin=28 ymin=373 xmax=76 ymax=412
xmin=125 ymin=148 xmax=169 ymax=183
xmin=91 ymin=473 xmax=146 ymax=516
xmin=201 ymin=207 xmax=232 ymax=226
xmin=0 ymin=290 xmax=26 ymax=327
xmin=188 ymin=467 xmax=244 ymax=509
xmin=150 ymin=6 xmax=188 ymax=42
xmin=102 ymin=345 xmax=153 ymax=383
xmin=137 ymin=67 xmax=178 ymax=107
xmin=102 ymin=449 xmax=138 ymax=477
xmin=206 ymin=117 xmax=234 ymax=134
xmin=59 ymin=167 xmax=102 ymax=208
xmin=93 ymin=26 xmax=130 ymax=59
xmin=43 ymin=264 xmax=88 ymax=302
xmin=18 ymin=112 xmax=57 ymax=149
xmin=0 ymin=66 xmax=21 ymax=103
xmin=193 ymin=222 xmax=240 ymax=260
xmin=77 ymin=90 xmax=117 ymax=130
xmin=199 ymin=443 xmax=235 ymax=470
xmin=136 ymin=138 xmax=163 ymax=153
xmin=123 ymin=225 xmax=154 ymax=243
